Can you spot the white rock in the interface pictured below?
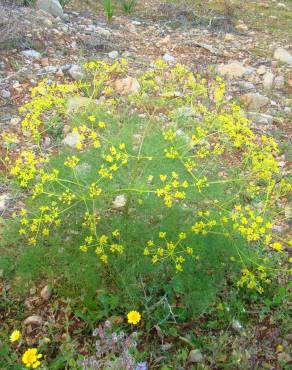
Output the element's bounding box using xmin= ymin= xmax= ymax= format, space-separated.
xmin=22 ymin=49 xmax=41 ymax=59
xmin=112 ymin=195 xmax=127 ymax=209
xmin=277 ymin=2 xmax=287 ymax=9
xmin=257 ymin=65 xmax=266 ymax=75
xmin=36 ymin=0 xmax=63 ymax=18
xmin=274 ymin=76 xmax=285 ymax=89
xmin=68 ymin=65 xmax=84 ymax=81
xmin=188 ymin=349 xmax=203 ymax=363
xmin=263 ymin=72 xmax=274 ymax=90
xmin=40 ymin=285 xmax=52 ymax=300
xmin=163 ymin=53 xmax=176 ymax=63
xmin=218 ymin=62 xmax=249 ymax=78
xmin=108 ymin=50 xmax=119 ymax=59
xmin=0 ymin=194 xmax=10 ymax=212
xmin=274 ymin=47 xmax=292 ymax=65
xmin=62 ymin=132 xmax=80 ymax=147
xmin=24 ymin=315 xmax=43 ymax=326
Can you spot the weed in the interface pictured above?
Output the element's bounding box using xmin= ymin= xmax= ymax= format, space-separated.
xmin=2 ymin=59 xmax=291 ymax=368
xmin=119 ymin=0 xmax=137 ymax=14
xmin=102 ymin=0 xmax=114 ymax=22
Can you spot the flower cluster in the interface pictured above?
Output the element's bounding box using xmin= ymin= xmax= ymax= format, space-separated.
xmin=155 ymin=172 xmax=189 ymax=208
xmin=237 ymin=266 xmax=271 ymax=294
xmin=144 ymin=231 xmax=196 ymax=272
xmin=80 ymin=229 xmax=124 ymax=264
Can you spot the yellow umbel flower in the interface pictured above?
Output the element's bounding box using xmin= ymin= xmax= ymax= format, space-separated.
xmin=10 ymin=330 xmax=21 ymax=342
xmin=127 ymin=310 xmax=141 ymax=325
xmin=22 ymin=348 xmax=42 ymax=369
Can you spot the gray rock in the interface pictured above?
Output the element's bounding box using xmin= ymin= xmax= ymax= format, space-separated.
xmin=36 ymin=0 xmax=63 ymax=18
xmin=242 ymin=93 xmax=269 ymax=110
xmin=62 ymin=132 xmax=80 ymax=147
xmin=0 ymin=89 xmax=11 ymax=99
xmin=67 ymin=65 xmax=84 ymax=81
xmin=274 ymin=76 xmax=284 ymax=89
xmin=22 ymin=49 xmax=41 ymax=59
xmin=61 ymin=64 xmax=73 ymax=72
xmin=42 ymin=65 xmax=58 ymax=74
xmin=284 ymin=106 xmax=291 ymax=114
xmin=235 ymin=81 xmax=256 ymax=91
xmin=274 ymin=47 xmax=292 ymax=65
xmin=263 ymin=72 xmax=274 ymax=91
xmin=24 ymin=315 xmax=43 ymax=326
xmin=248 ymin=112 xmax=274 ymax=125
xmin=188 ymin=349 xmax=203 ymax=363
xmin=108 ymin=50 xmax=119 ymax=59
xmin=163 ymin=53 xmax=176 ymax=63
xmin=0 ymin=193 xmax=10 ymax=212
xmin=40 ymin=285 xmax=53 ymax=300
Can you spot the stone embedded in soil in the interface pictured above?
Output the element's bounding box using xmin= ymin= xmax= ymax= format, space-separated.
xmin=274 ymin=75 xmax=285 ymax=89
xmin=36 ymin=0 xmax=63 ymax=18
xmin=241 ymin=93 xmax=269 ymax=110
xmin=22 ymin=50 xmax=42 ymax=60
xmin=188 ymin=349 xmax=204 ymax=363
xmin=112 ymin=194 xmax=127 ymax=209
xmin=274 ymin=47 xmax=292 ymax=65
xmin=24 ymin=315 xmax=43 ymax=326
xmin=257 ymin=65 xmax=266 ymax=75
xmin=40 ymin=285 xmax=53 ymax=300
xmin=248 ymin=112 xmax=274 ymax=125
xmin=217 ymin=62 xmax=251 ymax=78
xmin=67 ymin=64 xmax=84 ymax=81
xmin=163 ymin=53 xmax=176 ymax=63
xmin=0 ymin=193 xmax=10 ymax=212
xmin=0 ymin=89 xmax=11 ymax=99
xmin=263 ymin=72 xmax=274 ymax=91
xmin=113 ymin=76 xmax=140 ymax=95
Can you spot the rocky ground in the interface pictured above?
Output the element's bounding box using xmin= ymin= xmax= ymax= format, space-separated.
xmin=0 ymin=0 xmax=291 ymax=368
xmin=0 ymin=1 xmax=291 ymax=143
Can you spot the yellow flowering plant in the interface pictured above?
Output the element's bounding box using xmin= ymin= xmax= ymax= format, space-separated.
xmin=5 ymin=59 xmax=291 ymax=322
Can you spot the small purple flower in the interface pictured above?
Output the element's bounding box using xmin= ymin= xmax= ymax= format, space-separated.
xmin=135 ymin=362 xmax=148 ymax=370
